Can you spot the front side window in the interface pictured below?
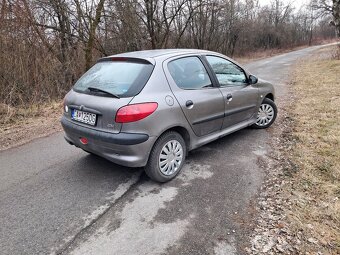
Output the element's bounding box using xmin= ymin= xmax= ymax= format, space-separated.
xmin=206 ymin=56 xmax=247 ymax=86
xmin=168 ymin=57 xmax=212 ymax=90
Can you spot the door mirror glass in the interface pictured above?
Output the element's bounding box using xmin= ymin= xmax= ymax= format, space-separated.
xmin=249 ymin=75 xmax=258 ymax=84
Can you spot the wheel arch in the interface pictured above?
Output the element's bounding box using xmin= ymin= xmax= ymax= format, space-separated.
xmin=264 ymin=93 xmax=274 ymax=101
xmin=155 ymin=126 xmax=191 ymax=155
xmin=167 ymin=126 xmax=190 ymax=154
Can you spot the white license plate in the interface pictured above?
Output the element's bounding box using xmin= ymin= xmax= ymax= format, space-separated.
xmin=71 ymin=109 xmax=96 ymax=126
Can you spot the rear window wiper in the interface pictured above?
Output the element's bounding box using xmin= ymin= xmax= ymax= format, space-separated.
xmin=87 ymin=87 xmax=120 ymax=98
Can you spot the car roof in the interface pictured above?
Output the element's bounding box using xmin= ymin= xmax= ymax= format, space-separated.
xmin=101 ymin=49 xmax=215 ymax=62
xmin=99 ymin=49 xmax=244 ymax=69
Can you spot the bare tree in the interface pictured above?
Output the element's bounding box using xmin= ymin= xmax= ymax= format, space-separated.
xmin=0 ymin=0 xmax=337 ymax=108
xmin=312 ymin=0 xmax=340 ymax=37
xmin=84 ymin=0 xmax=106 ymax=70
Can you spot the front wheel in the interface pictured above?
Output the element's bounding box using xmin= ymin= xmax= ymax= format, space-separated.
xmin=252 ymin=98 xmax=277 ymax=129
xmin=145 ymin=131 xmax=186 ymax=182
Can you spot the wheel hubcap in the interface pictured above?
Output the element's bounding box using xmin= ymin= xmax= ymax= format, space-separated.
xmin=256 ymin=103 xmax=274 ymax=126
xmin=158 ymin=140 xmax=183 ymax=176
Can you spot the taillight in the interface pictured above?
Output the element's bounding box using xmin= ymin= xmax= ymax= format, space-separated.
xmin=115 ymin=103 xmax=158 ymax=123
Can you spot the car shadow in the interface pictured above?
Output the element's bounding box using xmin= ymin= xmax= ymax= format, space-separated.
xmin=66 ymin=152 xmax=143 ymax=182
xmin=187 ymin=128 xmax=262 ymax=159
xmin=72 ymin=127 xmax=266 ymax=185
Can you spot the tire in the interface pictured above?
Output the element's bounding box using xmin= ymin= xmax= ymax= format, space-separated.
xmin=251 ymin=98 xmax=277 ymax=129
xmin=145 ymin=131 xmax=186 ymax=182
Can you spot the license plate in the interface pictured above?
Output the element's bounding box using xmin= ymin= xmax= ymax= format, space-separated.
xmin=71 ymin=109 xmax=96 ymax=126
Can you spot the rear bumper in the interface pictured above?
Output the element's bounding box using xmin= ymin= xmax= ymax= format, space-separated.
xmin=61 ymin=116 xmax=156 ymax=167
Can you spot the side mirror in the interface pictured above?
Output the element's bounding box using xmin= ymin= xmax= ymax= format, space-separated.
xmin=249 ymin=75 xmax=258 ymax=84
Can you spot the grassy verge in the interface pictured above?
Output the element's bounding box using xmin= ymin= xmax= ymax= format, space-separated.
xmin=283 ymin=47 xmax=339 ymax=253
xmin=0 ymin=101 xmax=62 ymax=150
xmin=235 ymin=45 xmax=308 ymax=64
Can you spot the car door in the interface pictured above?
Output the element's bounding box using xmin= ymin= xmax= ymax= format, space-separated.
xmin=204 ymin=55 xmax=259 ymax=129
xmin=164 ymin=56 xmax=225 ymax=137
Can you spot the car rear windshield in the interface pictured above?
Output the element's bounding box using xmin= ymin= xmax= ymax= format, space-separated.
xmin=73 ymin=60 xmax=154 ymax=98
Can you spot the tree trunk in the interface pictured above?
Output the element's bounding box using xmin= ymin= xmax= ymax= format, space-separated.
xmin=85 ymin=0 xmax=106 ymax=71
xmin=332 ymin=0 xmax=340 ymax=37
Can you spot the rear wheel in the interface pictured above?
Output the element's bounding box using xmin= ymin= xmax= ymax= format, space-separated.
xmin=145 ymin=131 xmax=186 ymax=182
xmin=252 ymin=98 xmax=277 ymax=129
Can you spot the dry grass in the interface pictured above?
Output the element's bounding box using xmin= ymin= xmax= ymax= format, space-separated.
xmin=284 ymin=47 xmax=340 ymax=254
xmin=0 ymin=101 xmax=63 ymax=150
xmin=235 ymin=46 xmax=308 ymax=64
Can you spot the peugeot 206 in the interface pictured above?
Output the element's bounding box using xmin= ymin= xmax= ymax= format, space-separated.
xmin=61 ymin=49 xmax=277 ymax=182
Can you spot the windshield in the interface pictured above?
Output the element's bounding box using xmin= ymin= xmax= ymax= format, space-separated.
xmin=73 ymin=61 xmax=154 ymax=97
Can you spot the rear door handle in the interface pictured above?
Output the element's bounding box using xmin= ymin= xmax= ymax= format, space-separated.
xmin=186 ymin=100 xmax=194 ymax=107
xmin=226 ymin=94 xmax=233 ymax=101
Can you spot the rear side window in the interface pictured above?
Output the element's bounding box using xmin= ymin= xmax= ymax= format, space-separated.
xmin=73 ymin=61 xmax=154 ymax=97
xmin=168 ymin=57 xmax=212 ymax=90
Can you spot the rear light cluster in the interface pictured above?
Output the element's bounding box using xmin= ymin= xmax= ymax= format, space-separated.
xmin=115 ymin=103 xmax=158 ymax=123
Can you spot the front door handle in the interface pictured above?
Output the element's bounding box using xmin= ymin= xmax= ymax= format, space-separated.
xmin=226 ymin=94 xmax=233 ymax=101
xmin=186 ymin=100 xmax=194 ymax=107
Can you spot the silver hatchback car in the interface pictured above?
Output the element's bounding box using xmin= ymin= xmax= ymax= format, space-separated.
xmin=61 ymin=49 xmax=277 ymax=182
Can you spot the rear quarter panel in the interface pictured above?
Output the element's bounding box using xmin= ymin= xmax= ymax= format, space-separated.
xmin=120 ymin=60 xmax=195 ymax=142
